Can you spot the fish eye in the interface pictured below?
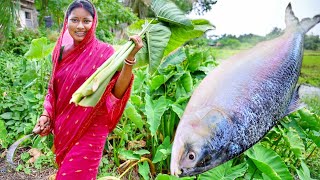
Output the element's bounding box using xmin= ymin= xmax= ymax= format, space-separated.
xmin=188 ymin=152 xmax=195 ymax=160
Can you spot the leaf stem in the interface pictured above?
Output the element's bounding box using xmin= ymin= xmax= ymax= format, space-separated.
xmin=118 ymin=157 xmax=155 ymax=179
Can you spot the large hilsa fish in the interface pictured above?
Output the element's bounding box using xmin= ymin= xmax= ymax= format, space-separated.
xmin=170 ymin=3 xmax=320 ymax=177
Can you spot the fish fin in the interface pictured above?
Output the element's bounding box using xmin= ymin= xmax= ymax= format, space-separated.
xmin=285 ymin=85 xmax=305 ymax=115
xmin=285 ymin=3 xmax=320 ymax=34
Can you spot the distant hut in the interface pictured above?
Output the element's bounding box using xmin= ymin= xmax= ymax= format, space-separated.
xmin=18 ymin=0 xmax=38 ymax=29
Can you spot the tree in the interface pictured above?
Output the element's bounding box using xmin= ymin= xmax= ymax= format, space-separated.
xmin=35 ymin=0 xmax=72 ymax=29
xmin=304 ymin=34 xmax=320 ymax=50
xmin=192 ymin=0 xmax=217 ymax=15
xmin=93 ymin=0 xmax=137 ymax=42
xmin=122 ymin=0 xmax=217 ymax=18
xmin=265 ymin=27 xmax=283 ymax=40
xmin=0 ymin=0 xmax=20 ymax=39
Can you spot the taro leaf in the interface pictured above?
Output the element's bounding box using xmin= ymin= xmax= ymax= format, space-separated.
xmin=133 ymin=68 xmax=147 ymax=94
xmin=119 ymin=149 xmax=140 ymax=160
xmin=198 ymin=160 xmax=248 ymax=180
xmin=138 ymin=161 xmax=150 ymax=180
xmin=245 ymin=144 xmax=293 ymax=180
xmin=296 ymin=161 xmax=316 ymax=180
xmin=159 ymin=47 xmax=186 ymax=74
xmin=0 ymin=120 xmax=8 ymax=148
xmin=149 ymin=71 xmax=175 ymax=91
xmin=163 ymin=19 xmax=214 ymax=57
xmin=175 ymin=81 xmax=187 ymax=99
xmin=155 ymin=174 xmax=194 ymax=180
xmin=124 ymin=101 xmax=144 ymax=130
xmin=170 ymin=104 xmax=184 ymax=119
xmin=192 ymin=19 xmax=216 ymax=34
xmin=134 ymin=40 xmax=149 ymax=69
xmin=130 ymin=95 xmax=143 ymax=107
xmin=146 ymin=23 xmax=171 ymax=74
xmin=145 ymin=94 xmax=168 ymax=136
xmin=151 ymin=0 xmax=193 ymax=28
xmin=180 ymin=72 xmax=193 ymax=93
xmin=282 ymin=117 xmax=308 ymax=140
xmin=152 ymin=136 xmax=171 ymax=163
xmin=282 ymin=127 xmax=305 ymax=159
xmin=187 ymin=50 xmax=205 ymax=72
xmin=127 ymin=20 xmax=150 ymax=69
xmin=297 ymin=109 xmax=320 ymax=131
xmin=244 ymin=158 xmax=264 ymax=179
xmin=24 ymin=37 xmax=54 ymax=60
xmin=150 ymin=75 xmax=166 ymax=91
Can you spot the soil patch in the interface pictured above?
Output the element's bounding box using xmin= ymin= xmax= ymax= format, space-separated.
xmin=0 ymin=148 xmax=56 ymax=180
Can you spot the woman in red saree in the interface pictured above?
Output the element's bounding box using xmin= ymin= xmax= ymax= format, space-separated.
xmin=33 ymin=0 xmax=143 ymax=179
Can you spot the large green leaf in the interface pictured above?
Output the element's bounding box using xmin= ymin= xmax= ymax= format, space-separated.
xmin=145 ymin=95 xmax=168 ymax=136
xmin=139 ymin=161 xmax=150 ymax=180
xmin=163 ymin=19 xmax=214 ymax=57
xmin=152 ymin=136 xmax=171 ymax=163
xmin=118 ymin=149 xmax=140 ymax=160
xmin=180 ymin=72 xmax=193 ymax=93
xmin=132 ymin=68 xmax=147 ymax=94
xmin=146 ymin=23 xmax=172 ymax=74
xmin=149 ymin=71 xmax=175 ymax=91
xmin=245 ymin=144 xmax=293 ymax=180
xmin=170 ymin=103 xmax=184 ymax=118
xmin=24 ymin=37 xmax=54 ymax=60
xmin=158 ymin=47 xmax=186 ymax=74
xmin=198 ymin=160 xmax=248 ymax=180
xmin=282 ymin=127 xmax=305 ymax=159
xmin=124 ymin=101 xmax=144 ymax=130
xmin=297 ymin=109 xmax=320 ymax=131
xmin=186 ymin=49 xmax=206 ymax=72
xmin=151 ymin=0 xmax=193 ymax=28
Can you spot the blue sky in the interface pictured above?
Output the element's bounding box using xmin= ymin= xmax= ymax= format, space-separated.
xmin=189 ymin=0 xmax=320 ymax=36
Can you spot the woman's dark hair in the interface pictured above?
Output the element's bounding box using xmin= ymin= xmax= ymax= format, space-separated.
xmin=67 ymin=0 xmax=95 ymax=18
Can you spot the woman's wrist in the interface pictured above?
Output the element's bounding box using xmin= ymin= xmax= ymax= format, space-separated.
xmin=40 ymin=114 xmax=51 ymax=119
xmin=124 ymin=58 xmax=136 ymax=66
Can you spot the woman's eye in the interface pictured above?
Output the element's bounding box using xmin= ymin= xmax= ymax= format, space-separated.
xmin=71 ymin=19 xmax=78 ymax=23
xmin=84 ymin=20 xmax=91 ymax=23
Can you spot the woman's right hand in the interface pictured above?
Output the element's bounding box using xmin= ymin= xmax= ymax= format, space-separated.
xmin=33 ymin=114 xmax=51 ymax=136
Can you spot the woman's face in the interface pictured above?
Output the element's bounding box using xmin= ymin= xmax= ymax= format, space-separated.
xmin=67 ymin=7 xmax=93 ymax=45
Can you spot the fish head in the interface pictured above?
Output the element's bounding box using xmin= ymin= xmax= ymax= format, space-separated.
xmin=170 ymin=108 xmax=238 ymax=177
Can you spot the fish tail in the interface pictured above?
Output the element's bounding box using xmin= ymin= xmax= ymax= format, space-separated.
xmin=285 ymin=3 xmax=320 ymax=34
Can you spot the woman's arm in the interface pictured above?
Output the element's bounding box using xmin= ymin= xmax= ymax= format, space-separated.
xmin=112 ymin=35 xmax=143 ymax=99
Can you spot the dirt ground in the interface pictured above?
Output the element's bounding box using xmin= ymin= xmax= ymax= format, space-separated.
xmin=0 ymin=149 xmax=56 ymax=180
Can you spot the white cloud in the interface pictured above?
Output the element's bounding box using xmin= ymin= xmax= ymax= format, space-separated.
xmin=188 ymin=0 xmax=320 ymax=36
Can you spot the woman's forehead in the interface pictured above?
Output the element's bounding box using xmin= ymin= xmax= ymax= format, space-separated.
xmin=68 ymin=7 xmax=93 ymax=19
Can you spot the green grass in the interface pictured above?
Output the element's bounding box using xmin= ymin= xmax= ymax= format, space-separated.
xmin=299 ymin=50 xmax=320 ymax=87
xmin=211 ymin=48 xmax=242 ymax=61
xmin=212 ymin=48 xmax=320 ymax=88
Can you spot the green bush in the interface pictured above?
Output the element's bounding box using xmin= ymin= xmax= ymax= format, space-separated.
xmin=0 ymin=28 xmax=41 ymax=56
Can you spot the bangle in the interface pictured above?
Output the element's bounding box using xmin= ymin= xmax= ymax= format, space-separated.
xmin=124 ymin=58 xmax=136 ymax=66
xmin=40 ymin=114 xmax=51 ymax=119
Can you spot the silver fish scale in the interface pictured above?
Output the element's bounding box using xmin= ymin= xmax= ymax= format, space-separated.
xmin=217 ymin=34 xmax=304 ymax=157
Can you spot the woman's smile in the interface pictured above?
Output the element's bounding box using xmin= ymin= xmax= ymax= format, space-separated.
xmin=75 ymin=31 xmax=86 ymax=37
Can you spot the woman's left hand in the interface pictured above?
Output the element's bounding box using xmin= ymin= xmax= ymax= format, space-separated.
xmin=127 ymin=35 xmax=143 ymax=59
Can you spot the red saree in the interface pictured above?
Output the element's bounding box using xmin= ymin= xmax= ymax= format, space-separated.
xmin=44 ymin=9 xmax=133 ymax=180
